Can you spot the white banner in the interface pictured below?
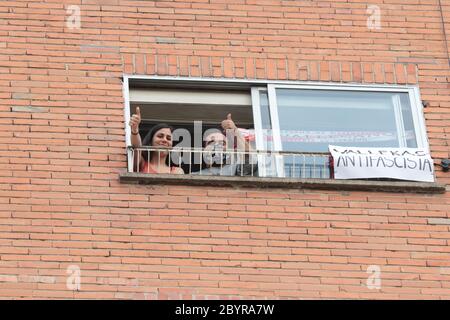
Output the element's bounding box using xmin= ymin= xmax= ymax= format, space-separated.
xmin=329 ymin=145 xmax=435 ymax=182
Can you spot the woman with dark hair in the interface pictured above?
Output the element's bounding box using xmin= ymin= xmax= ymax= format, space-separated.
xmin=129 ymin=107 xmax=184 ymax=174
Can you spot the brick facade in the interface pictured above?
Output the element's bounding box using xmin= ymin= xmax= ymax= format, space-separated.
xmin=1 ymin=0 xmax=450 ymax=299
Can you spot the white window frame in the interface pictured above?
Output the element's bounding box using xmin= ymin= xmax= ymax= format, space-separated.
xmin=264 ymin=83 xmax=428 ymax=152
xmin=123 ymin=76 xmax=133 ymax=173
xmin=123 ymin=75 xmax=429 ymax=176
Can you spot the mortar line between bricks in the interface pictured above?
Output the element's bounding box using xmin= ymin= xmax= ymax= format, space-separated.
xmin=393 ymin=63 xmax=397 ymax=84
xmin=188 ymin=55 xmax=191 ymax=77
xmin=350 ymin=62 xmax=353 ymax=83
xmin=328 ymin=61 xmax=331 ymax=82
xmin=231 ymin=57 xmax=235 ymax=78
xmin=285 ymin=59 xmax=288 ymax=80
xmin=372 ymin=63 xmax=375 ymax=84
xmin=403 ymin=64 xmax=407 ymax=85
xmin=165 ymin=55 xmax=168 ymax=76
xmin=209 ymin=56 xmax=212 ymax=77
xmin=318 ymin=61 xmax=321 ymax=81
xmin=272 ymin=60 xmax=279 ymax=79
xmin=415 ymin=64 xmax=418 ymax=84
xmin=143 ymin=54 xmax=147 ymax=75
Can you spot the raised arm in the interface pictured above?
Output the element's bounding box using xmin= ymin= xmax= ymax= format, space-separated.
xmin=129 ymin=106 xmax=145 ymax=172
xmin=221 ymin=113 xmax=252 ymax=153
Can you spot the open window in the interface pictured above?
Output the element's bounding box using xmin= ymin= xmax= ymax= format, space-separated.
xmin=126 ymin=80 xmax=255 ymax=174
xmin=124 ymin=77 xmax=429 ymax=180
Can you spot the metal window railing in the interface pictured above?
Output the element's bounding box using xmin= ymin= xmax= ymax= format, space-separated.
xmin=128 ymin=146 xmax=332 ymax=179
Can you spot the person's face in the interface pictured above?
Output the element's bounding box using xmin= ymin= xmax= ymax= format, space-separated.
xmin=151 ymin=128 xmax=172 ymax=148
xmin=204 ymin=132 xmax=228 ymax=167
xmin=204 ymin=132 xmax=226 ymax=150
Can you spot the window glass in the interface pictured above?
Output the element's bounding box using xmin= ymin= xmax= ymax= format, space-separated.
xmin=126 ymin=80 xmax=427 ymax=180
xmin=259 ymin=90 xmax=274 ymax=151
xmin=274 ymin=89 xmax=417 ymax=152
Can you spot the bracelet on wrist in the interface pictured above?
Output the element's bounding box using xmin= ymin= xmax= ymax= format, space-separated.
xmin=131 ymin=130 xmax=139 ymax=135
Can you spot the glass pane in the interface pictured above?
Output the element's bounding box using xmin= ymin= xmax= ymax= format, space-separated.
xmin=275 ymin=89 xmax=417 ymax=152
xmin=257 ymin=90 xmax=277 ymax=177
xmin=259 ymin=90 xmax=273 ymax=151
xmin=399 ymin=93 xmax=418 ymax=148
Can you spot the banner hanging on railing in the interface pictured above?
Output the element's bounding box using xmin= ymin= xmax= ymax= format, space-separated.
xmin=329 ymin=145 xmax=435 ymax=182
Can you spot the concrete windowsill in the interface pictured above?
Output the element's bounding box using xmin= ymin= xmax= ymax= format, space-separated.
xmin=119 ymin=172 xmax=446 ymax=194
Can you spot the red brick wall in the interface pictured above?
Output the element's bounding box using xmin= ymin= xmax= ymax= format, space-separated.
xmin=1 ymin=0 xmax=449 ymax=299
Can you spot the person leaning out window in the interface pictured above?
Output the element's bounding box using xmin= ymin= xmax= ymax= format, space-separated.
xmin=129 ymin=107 xmax=184 ymax=174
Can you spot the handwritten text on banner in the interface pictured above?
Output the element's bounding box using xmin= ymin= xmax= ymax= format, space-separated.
xmin=329 ymin=145 xmax=434 ymax=182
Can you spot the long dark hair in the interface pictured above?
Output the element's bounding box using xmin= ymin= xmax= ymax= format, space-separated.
xmin=142 ymin=123 xmax=174 ymax=164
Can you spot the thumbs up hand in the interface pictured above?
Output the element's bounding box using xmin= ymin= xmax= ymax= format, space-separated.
xmin=129 ymin=106 xmax=141 ymax=134
xmin=221 ymin=113 xmax=237 ymax=131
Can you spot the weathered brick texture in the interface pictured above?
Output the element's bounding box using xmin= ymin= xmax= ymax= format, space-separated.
xmin=0 ymin=0 xmax=449 ymax=299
